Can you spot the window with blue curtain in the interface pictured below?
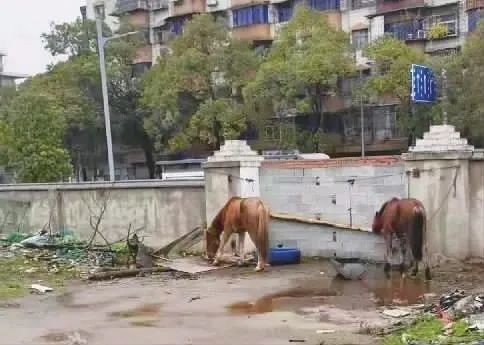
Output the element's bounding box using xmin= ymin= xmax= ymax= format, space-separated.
xmin=277 ymin=2 xmax=293 ymax=23
xmin=232 ymin=5 xmax=269 ymax=27
xmin=309 ymin=0 xmax=340 ymax=11
xmin=468 ymin=9 xmax=483 ymax=32
xmin=170 ymin=17 xmax=187 ymax=35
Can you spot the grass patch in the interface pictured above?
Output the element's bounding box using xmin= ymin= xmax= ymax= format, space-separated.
xmin=0 ymin=255 xmax=79 ymax=301
xmin=383 ymin=316 xmax=484 ymax=345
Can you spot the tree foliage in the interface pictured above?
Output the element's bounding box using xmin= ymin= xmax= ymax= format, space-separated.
xmin=245 ymin=5 xmax=354 ymax=151
xmin=0 ymin=93 xmax=72 ymax=183
xmin=142 ymin=14 xmax=259 ymax=151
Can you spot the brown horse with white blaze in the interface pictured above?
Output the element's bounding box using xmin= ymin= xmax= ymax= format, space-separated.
xmin=372 ymin=197 xmax=431 ymax=280
xmin=205 ymin=197 xmax=270 ymax=272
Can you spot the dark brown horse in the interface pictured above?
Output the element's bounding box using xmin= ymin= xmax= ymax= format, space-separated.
xmin=205 ymin=196 xmax=270 ymax=272
xmin=372 ymin=197 xmax=431 ymax=280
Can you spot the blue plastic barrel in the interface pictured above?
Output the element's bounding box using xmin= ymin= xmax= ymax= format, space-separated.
xmin=268 ymin=247 xmax=301 ymax=266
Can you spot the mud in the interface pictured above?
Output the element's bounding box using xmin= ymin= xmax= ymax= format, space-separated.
xmin=0 ymin=260 xmax=483 ymax=345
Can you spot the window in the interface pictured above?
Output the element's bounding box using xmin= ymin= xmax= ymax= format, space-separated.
xmin=468 ymin=9 xmax=482 ymax=32
xmin=351 ymin=29 xmax=369 ymax=50
xmin=277 ymin=3 xmax=293 ymax=23
xmin=436 ymin=14 xmax=458 ymax=36
xmin=309 ymin=0 xmax=340 ymax=11
xmin=232 ymin=5 xmax=269 ymax=28
xmin=170 ymin=17 xmax=187 ymax=35
xmin=351 ymin=0 xmax=375 ymax=10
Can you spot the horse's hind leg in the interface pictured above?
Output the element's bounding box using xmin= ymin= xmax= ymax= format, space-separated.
xmin=247 ymin=230 xmax=264 ymax=272
xmin=237 ymin=232 xmax=246 ymax=265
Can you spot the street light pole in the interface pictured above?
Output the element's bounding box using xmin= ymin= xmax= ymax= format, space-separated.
xmin=359 ymin=68 xmax=365 ymax=158
xmin=95 ymin=14 xmax=116 ymax=182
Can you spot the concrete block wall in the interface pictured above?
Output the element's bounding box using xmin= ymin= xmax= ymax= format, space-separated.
xmin=0 ymin=181 xmax=206 ymax=248
xmin=260 ymin=156 xmax=406 ymax=229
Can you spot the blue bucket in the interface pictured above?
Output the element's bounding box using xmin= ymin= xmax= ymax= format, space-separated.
xmin=268 ymin=247 xmax=301 ymax=266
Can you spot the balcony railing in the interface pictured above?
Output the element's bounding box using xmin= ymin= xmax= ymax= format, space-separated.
xmin=466 ymin=0 xmax=484 ymax=10
xmin=376 ymin=0 xmax=425 ymax=14
xmin=114 ymin=0 xmax=150 ymax=15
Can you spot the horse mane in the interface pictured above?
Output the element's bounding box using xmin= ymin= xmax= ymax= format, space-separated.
xmin=210 ymin=197 xmax=242 ymax=235
xmin=378 ymin=197 xmax=400 ymax=215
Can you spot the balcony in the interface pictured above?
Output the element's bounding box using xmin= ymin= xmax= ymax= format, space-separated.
xmin=171 ymin=0 xmax=206 ymax=17
xmin=465 ymin=0 xmax=484 ymax=10
xmin=113 ymin=0 xmax=150 ymax=16
xmin=232 ymin=24 xmax=273 ymax=41
xmin=376 ymin=0 xmax=425 ymax=14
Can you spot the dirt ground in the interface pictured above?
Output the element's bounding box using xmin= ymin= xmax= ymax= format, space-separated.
xmin=1 ymin=260 xmax=484 ymax=345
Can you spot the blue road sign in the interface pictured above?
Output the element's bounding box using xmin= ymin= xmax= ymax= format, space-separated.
xmin=411 ymin=64 xmax=437 ymax=103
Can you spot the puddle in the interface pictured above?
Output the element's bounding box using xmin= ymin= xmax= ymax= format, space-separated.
xmin=227 ymin=272 xmax=431 ymax=315
xmin=109 ymin=303 xmax=161 ymax=319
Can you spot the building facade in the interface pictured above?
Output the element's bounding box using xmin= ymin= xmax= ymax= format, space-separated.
xmin=84 ymin=0 xmax=479 ymax=159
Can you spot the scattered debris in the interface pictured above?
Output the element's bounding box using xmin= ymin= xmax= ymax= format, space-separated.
xmin=30 ymin=284 xmax=53 ymax=294
xmin=189 ymin=296 xmax=201 ymax=302
xmin=87 ymin=267 xmax=172 ymax=281
xmin=316 ymin=330 xmax=335 ymax=334
xmin=382 ymin=308 xmax=411 ymax=318
xmin=468 ymin=313 xmax=484 ymax=330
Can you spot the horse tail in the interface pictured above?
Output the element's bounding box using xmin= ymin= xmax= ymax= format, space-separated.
xmin=410 ymin=205 xmax=425 ymax=262
xmin=257 ymin=201 xmax=270 ymax=264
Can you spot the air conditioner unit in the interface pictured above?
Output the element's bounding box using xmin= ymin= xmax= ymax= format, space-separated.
xmin=207 ymin=0 xmax=218 ymax=6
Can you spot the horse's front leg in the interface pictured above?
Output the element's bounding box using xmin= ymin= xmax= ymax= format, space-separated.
xmin=384 ymin=233 xmax=392 ymax=278
xmin=237 ymin=232 xmax=246 ymax=266
xmin=399 ymin=234 xmax=407 ymax=276
xmin=213 ymin=231 xmax=231 ymax=266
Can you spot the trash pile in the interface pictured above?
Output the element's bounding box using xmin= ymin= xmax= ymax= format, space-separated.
xmin=427 ymin=289 xmax=484 ymax=330
xmin=0 ymin=229 xmax=132 ymax=279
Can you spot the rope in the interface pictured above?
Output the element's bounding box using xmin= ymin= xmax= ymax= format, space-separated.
xmin=427 ymin=166 xmax=460 ymax=222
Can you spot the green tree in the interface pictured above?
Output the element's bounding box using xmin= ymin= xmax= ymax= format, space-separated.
xmin=244 ymin=5 xmax=354 ymax=151
xmin=440 ymin=22 xmax=484 ymax=147
xmin=38 ymin=18 xmax=158 ymax=178
xmin=0 ymin=93 xmax=72 ymax=183
xmin=363 ymin=36 xmax=434 ymax=144
xmin=142 ymin=14 xmax=259 ymax=151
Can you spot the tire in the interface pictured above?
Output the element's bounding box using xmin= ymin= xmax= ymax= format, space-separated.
xmin=268 ymin=248 xmax=301 ymax=266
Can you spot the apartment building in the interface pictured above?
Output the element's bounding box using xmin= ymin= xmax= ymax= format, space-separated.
xmin=84 ymin=0 xmax=479 ymax=158
xmin=0 ymin=52 xmax=27 ymax=88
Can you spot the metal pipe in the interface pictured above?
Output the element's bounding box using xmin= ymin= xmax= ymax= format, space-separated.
xmin=360 ymin=68 xmax=365 ymax=157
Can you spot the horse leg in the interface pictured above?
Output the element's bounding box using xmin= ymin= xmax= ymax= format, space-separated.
xmin=247 ymin=230 xmax=264 ymax=272
xmin=237 ymin=232 xmax=246 ymax=266
xmin=423 ymin=243 xmax=431 ymax=280
xmin=384 ymin=233 xmax=392 ymax=277
xmin=213 ymin=231 xmax=231 ymax=266
xmin=399 ymin=234 xmax=407 ymax=276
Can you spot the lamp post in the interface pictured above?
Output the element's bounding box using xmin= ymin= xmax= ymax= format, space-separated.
xmin=93 ymin=5 xmax=141 ymax=182
xmin=356 ymin=60 xmax=374 ymax=158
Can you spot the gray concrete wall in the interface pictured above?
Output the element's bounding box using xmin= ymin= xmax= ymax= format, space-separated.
xmin=0 ymin=181 xmax=205 ymax=248
xmin=469 ymin=160 xmax=484 ymax=259
xmin=270 ymin=217 xmax=394 ymax=263
xmin=260 ymin=157 xmax=405 ymax=229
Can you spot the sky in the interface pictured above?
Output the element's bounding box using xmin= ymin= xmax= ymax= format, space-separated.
xmin=0 ymin=0 xmax=85 ymax=76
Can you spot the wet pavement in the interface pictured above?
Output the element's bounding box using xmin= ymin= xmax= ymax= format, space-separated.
xmin=0 ymin=261 xmax=456 ymax=345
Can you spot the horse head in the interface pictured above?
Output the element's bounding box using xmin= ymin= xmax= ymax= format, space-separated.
xmin=204 ymin=227 xmax=220 ymax=261
xmin=372 ymin=211 xmax=383 ymax=233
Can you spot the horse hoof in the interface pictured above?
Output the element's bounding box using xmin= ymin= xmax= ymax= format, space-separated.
xmin=255 ymin=266 xmax=265 ymax=272
xmin=399 ymin=263 xmax=406 ymax=274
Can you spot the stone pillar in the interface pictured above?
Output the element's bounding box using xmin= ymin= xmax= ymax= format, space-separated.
xmin=202 ymin=140 xmax=264 ymax=253
xmin=403 ymin=125 xmax=474 ymax=261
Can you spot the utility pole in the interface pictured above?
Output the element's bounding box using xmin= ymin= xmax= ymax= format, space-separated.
xmin=95 ymin=5 xmax=115 ymax=182
xmin=359 ymin=68 xmax=365 ymax=157
xmin=93 ymin=5 xmax=141 ymax=182
xmin=441 ymin=68 xmax=448 ymax=125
